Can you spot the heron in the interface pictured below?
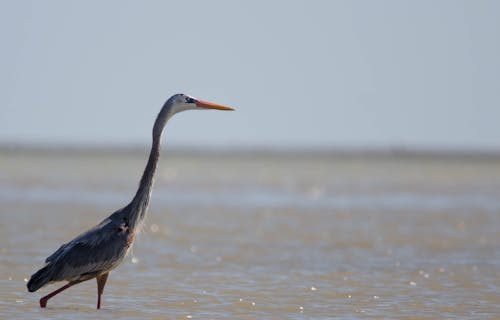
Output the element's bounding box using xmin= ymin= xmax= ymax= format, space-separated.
xmin=27 ymin=93 xmax=234 ymax=309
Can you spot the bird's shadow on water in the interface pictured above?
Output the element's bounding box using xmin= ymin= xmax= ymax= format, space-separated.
xmin=40 ymin=305 xmax=112 ymax=312
xmin=36 ymin=307 xmax=121 ymax=320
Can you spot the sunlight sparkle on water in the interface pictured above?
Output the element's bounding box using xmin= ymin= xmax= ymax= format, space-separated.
xmin=150 ymin=223 xmax=159 ymax=233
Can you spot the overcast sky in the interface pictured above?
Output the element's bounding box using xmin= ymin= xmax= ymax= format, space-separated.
xmin=1 ymin=0 xmax=499 ymax=150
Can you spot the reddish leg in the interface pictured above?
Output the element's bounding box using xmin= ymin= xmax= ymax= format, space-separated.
xmin=39 ymin=280 xmax=82 ymax=308
xmin=96 ymin=273 xmax=109 ymax=309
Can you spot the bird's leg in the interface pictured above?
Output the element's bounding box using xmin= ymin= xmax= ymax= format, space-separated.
xmin=39 ymin=280 xmax=82 ymax=308
xmin=96 ymin=272 xmax=109 ymax=309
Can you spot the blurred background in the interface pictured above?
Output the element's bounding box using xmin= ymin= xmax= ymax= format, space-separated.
xmin=1 ymin=0 xmax=499 ymax=150
xmin=1 ymin=1 xmax=499 ymax=319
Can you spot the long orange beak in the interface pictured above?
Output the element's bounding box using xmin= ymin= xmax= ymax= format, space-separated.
xmin=196 ymin=99 xmax=235 ymax=111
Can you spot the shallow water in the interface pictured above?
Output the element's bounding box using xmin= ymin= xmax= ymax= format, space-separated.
xmin=0 ymin=149 xmax=499 ymax=319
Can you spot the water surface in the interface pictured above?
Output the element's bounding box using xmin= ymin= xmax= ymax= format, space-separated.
xmin=0 ymin=149 xmax=499 ymax=319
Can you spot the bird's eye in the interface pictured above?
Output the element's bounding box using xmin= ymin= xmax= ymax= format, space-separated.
xmin=185 ymin=97 xmax=195 ymax=104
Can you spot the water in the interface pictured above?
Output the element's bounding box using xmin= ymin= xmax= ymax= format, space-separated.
xmin=0 ymin=149 xmax=499 ymax=319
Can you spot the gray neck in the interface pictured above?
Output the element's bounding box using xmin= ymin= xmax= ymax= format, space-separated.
xmin=128 ymin=104 xmax=172 ymax=229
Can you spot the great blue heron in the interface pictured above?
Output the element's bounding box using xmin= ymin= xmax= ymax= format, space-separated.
xmin=27 ymin=93 xmax=234 ymax=309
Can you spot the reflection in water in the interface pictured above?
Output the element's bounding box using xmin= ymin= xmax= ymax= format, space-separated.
xmin=0 ymin=149 xmax=499 ymax=319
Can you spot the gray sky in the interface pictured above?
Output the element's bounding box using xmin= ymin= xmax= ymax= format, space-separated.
xmin=1 ymin=0 xmax=499 ymax=150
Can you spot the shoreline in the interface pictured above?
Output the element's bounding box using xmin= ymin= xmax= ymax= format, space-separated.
xmin=2 ymin=143 xmax=500 ymax=160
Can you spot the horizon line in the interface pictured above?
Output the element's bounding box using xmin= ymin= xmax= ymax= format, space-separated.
xmin=2 ymin=142 xmax=500 ymax=159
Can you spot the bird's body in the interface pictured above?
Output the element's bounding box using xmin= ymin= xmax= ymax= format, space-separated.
xmin=27 ymin=94 xmax=234 ymax=309
xmin=27 ymin=207 xmax=133 ymax=292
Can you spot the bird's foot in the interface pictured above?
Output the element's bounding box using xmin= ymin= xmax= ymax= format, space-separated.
xmin=39 ymin=298 xmax=47 ymax=308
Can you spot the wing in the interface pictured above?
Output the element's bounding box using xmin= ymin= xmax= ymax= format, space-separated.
xmin=45 ymin=217 xmax=132 ymax=282
xmin=45 ymin=217 xmax=111 ymax=264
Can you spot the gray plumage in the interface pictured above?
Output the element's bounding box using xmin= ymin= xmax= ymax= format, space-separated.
xmin=27 ymin=211 xmax=131 ymax=292
xmin=27 ymin=94 xmax=234 ymax=308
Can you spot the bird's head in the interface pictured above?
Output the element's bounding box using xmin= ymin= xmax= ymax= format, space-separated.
xmin=167 ymin=93 xmax=234 ymax=115
xmin=154 ymin=93 xmax=234 ymax=136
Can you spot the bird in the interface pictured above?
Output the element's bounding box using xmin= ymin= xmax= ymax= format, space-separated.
xmin=27 ymin=93 xmax=234 ymax=309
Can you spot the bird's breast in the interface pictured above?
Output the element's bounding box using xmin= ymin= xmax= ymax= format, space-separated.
xmin=116 ymin=221 xmax=135 ymax=248
xmin=126 ymin=230 xmax=135 ymax=248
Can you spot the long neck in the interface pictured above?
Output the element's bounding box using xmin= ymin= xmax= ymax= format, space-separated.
xmin=127 ymin=107 xmax=171 ymax=228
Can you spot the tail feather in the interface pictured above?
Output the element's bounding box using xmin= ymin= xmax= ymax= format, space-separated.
xmin=27 ymin=265 xmax=52 ymax=292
